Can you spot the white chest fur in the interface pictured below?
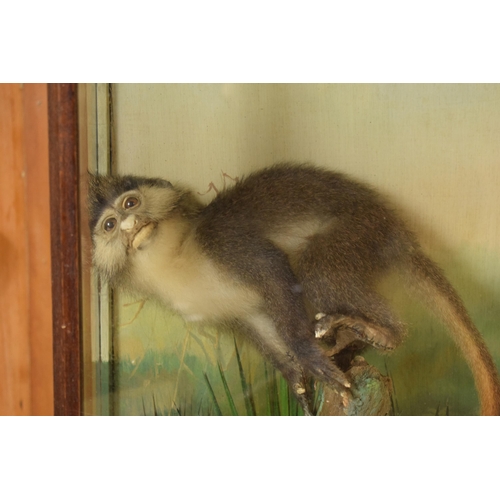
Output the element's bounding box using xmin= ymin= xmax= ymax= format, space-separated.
xmin=129 ymin=220 xmax=261 ymax=322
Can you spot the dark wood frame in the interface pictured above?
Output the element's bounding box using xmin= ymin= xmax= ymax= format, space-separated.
xmin=48 ymin=84 xmax=82 ymax=415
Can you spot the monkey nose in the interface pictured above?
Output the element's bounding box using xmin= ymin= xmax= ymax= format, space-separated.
xmin=120 ymin=215 xmax=137 ymax=231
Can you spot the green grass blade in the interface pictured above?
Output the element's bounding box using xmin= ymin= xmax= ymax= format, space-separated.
xmin=234 ymin=339 xmax=256 ymax=416
xmin=204 ymin=373 xmax=222 ymax=416
xmin=264 ymin=363 xmax=280 ymax=415
xmin=385 ymin=359 xmax=398 ymax=416
xmin=246 ymin=375 xmax=257 ymax=416
xmin=278 ymin=374 xmax=290 ymax=416
xmin=152 ymin=393 xmax=158 ymax=416
xmin=217 ymin=362 xmax=239 ymax=416
xmin=264 ymin=363 xmax=272 ymax=415
xmin=435 ymin=402 xmax=441 ymax=416
xmin=287 ymin=383 xmax=299 ymax=416
xmin=313 ymin=382 xmax=324 ymax=416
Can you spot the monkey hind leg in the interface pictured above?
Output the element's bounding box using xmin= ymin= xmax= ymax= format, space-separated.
xmin=314 ymin=312 xmax=402 ymax=353
xmin=292 ymin=337 xmax=352 ymax=389
xmin=241 ymin=314 xmax=314 ymax=414
xmin=297 ymin=234 xmax=407 ymax=354
xmin=281 ymin=343 xmax=354 ymax=415
xmin=243 ymin=312 xmax=350 ymax=415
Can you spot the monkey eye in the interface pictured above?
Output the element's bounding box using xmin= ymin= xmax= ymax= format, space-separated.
xmin=104 ymin=217 xmax=117 ymax=232
xmin=123 ymin=196 xmax=140 ymax=210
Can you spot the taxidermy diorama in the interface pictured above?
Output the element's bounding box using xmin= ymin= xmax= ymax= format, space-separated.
xmin=88 ymin=163 xmax=500 ymax=416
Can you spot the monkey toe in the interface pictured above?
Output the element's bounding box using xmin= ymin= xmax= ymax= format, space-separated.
xmin=310 ymin=358 xmax=351 ymax=389
xmin=292 ymin=384 xmax=314 ymax=415
xmin=351 ymin=320 xmax=401 ymax=351
xmin=314 ymin=312 xmax=341 ymax=339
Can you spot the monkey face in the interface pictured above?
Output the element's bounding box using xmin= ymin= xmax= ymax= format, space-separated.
xmin=90 ymin=178 xmax=181 ymax=283
xmin=100 ymin=191 xmax=155 ymax=246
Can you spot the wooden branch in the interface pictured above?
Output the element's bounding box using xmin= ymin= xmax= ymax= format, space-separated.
xmin=319 ymin=356 xmax=393 ymax=416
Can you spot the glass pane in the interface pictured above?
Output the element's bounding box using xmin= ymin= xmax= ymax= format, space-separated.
xmin=81 ymin=84 xmax=500 ymax=415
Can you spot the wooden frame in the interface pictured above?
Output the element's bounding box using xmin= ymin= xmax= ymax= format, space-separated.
xmin=48 ymin=84 xmax=82 ymax=415
xmin=1 ymin=84 xmax=54 ymax=415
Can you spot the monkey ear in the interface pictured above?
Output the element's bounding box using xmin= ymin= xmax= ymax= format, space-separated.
xmin=87 ymin=171 xmax=98 ymax=190
xmin=87 ymin=171 xmax=110 ymax=195
xmin=87 ymin=172 xmax=100 ymax=201
xmin=87 ymin=172 xmax=110 ymax=230
xmin=154 ymin=178 xmax=173 ymax=189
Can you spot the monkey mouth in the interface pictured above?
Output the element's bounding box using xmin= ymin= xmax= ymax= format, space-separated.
xmin=131 ymin=222 xmax=156 ymax=250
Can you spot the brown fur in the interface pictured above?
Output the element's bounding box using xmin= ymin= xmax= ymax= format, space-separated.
xmin=89 ymin=163 xmax=500 ymax=415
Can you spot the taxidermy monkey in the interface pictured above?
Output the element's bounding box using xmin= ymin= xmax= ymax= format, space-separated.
xmin=88 ymin=163 xmax=500 ymax=416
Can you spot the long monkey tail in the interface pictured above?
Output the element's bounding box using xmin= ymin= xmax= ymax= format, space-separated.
xmin=404 ymin=250 xmax=500 ymax=416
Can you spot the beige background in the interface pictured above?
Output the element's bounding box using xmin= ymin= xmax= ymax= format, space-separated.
xmin=114 ymin=83 xmax=500 ymax=254
xmin=107 ymin=84 xmax=500 ymax=415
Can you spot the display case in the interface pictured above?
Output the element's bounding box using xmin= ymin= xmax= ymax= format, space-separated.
xmin=49 ymin=84 xmax=500 ymax=415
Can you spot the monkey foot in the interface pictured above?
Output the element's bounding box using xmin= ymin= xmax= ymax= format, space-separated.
xmin=318 ymin=356 xmax=393 ymax=416
xmin=314 ymin=312 xmax=398 ymax=353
